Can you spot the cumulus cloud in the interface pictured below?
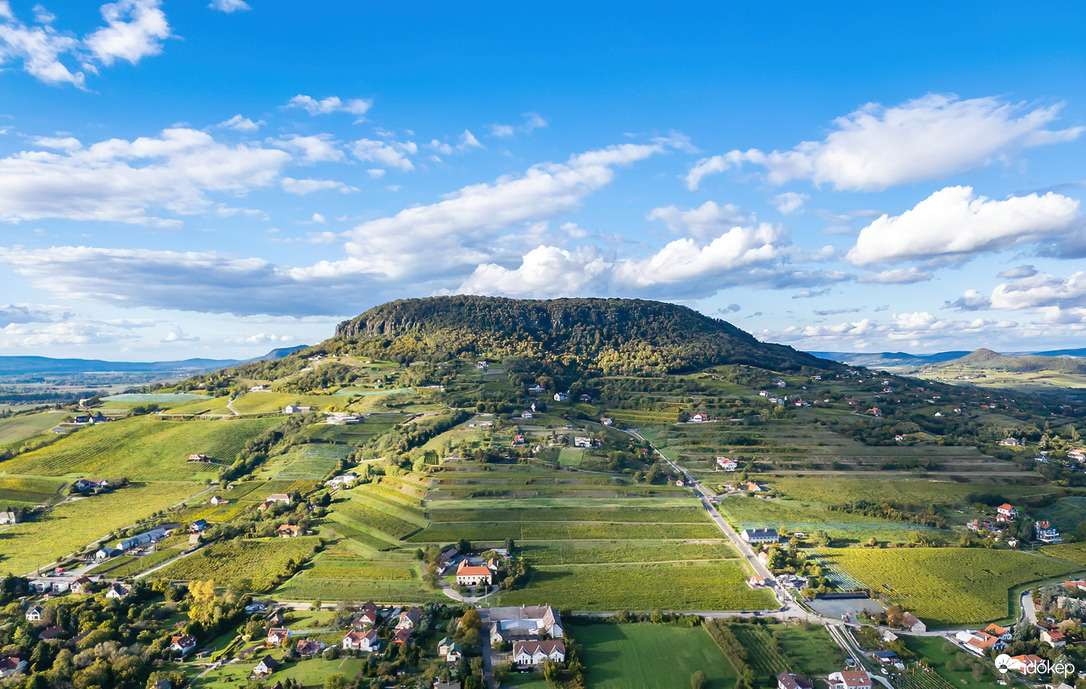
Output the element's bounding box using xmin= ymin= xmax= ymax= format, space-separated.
xmin=847 ymin=186 xmax=1083 ymax=266
xmin=351 ymin=138 xmax=417 ymax=171
xmin=273 ymin=134 xmax=345 ymax=163
xmin=944 ymin=289 xmax=992 ymax=311
xmin=280 ymin=177 xmax=357 ymax=195
xmin=340 ymin=142 xmax=668 ymax=280
xmin=209 ymin=0 xmax=250 ymax=12
xmin=646 ymin=201 xmax=752 ymax=238
xmin=0 ymin=11 xmax=84 ymax=86
xmin=685 ymin=94 xmax=1084 ymax=191
xmin=768 ymin=311 xmax=1019 ymax=350
xmin=84 ymin=0 xmax=170 ymax=66
xmin=162 ymin=325 xmax=198 ymax=343
xmin=0 ymin=127 xmax=291 ymax=227
xmin=217 ymin=114 xmax=263 ymax=132
xmin=0 ymin=303 xmax=64 ymax=327
xmin=0 ymin=320 xmax=130 ymax=348
xmin=989 ymin=271 xmax=1086 ymax=312
xmin=428 ymin=130 xmax=484 ymax=156
xmin=288 ymin=94 xmax=372 ymax=117
xmin=458 ymin=245 xmax=612 ymax=297
xmin=771 ymin=192 xmax=809 ymax=215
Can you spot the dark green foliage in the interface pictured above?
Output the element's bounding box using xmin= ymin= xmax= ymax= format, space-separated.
xmin=330 ymin=296 xmax=835 ymax=376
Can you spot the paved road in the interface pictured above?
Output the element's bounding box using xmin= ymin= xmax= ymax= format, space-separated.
xmin=1020 ymin=590 xmax=1037 ymax=625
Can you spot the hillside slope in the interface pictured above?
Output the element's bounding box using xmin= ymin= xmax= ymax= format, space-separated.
xmin=329 ymin=296 xmax=834 ymax=375
xmin=926 ymin=348 xmax=1086 ymax=374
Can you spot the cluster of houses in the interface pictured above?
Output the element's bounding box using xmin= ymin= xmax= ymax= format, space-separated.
xmin=96 ymin=522 xmax=182 ymax=559
xmin=572 ymin=436 xmax=601 ymax=448
xmin=727 ymin=481 xmax=767 ymax=494
xmin=966 ymin=502 xmax=1062 ymax=544
xmin=954 ymin=623 xmax=1014 ymax=655
xmin=342 ymin=603 xmax=426 ymax=652
xmin=488 ymin=605 xmax=566 ymax=667
xmin=72 ymin=478 xmax=109 ymax=493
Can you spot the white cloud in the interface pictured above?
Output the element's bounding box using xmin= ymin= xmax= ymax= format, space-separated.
xmin=488 ymin=112 xmax=548 ymax=138
xmin=646 ymin=201 xmax=751 ymax=238
xmin=0 ymin=127 xmax=291 ymax=226
xmin=84 ymin=0 xmax=170 ymax=67
xmin=989 ymin=271 xmax=1086 ymax=311
xmin=0 ymin=246 xmax=362 ymax=317
xmin=944 ymin=289 xmax=992 ymax=311
xmin=768 ymin=311 xmax=1020 ymax=350
xmin=340 ymin=142 xmax=667 ymax=279
xmin=686 ymin=94 xmax=1084 ymax=191
xmin=227 ymin=332 xmax=297 ymax=345
xmin=0 ymin=303 xmax=65 ymax=327
xmin=770 ymin=192 xmax=808 ymax=215
xmin=280 ymin=177 xmax=357 ymax=195
xmin=32 ymin=4 xmax=55 ymax=23
xmin=459 ymin=245 xmax=611 ymax=297
xmin=311 ymin=213 xmax=326 ymax=224
xmin=217 ymin=114 xmax=263 ymax=132
xmin=0 ymin=15 xmax=84 ymax=86
xmin=162 ymin=325 xmax=198 ymax=343
xmin=350 ymin=138 xmax=417 ymax=171
xmin=288 ymin=94 xmax=372 ymax=117
xmin=847 ymin=186 xmax=1082 ymax=265
xmin=0 ymin=320 xmax=129 ymax=348
xmin=857 ymin=267 xmax=933 ymax=284
xmin=273 ymin=133 xmax=345 ymax=163
xmin=209 ymin=0 xmax=250 ymax=12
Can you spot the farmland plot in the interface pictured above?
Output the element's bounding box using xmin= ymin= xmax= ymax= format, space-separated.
xmin=154 ymin=537 xmax=319 ymax=591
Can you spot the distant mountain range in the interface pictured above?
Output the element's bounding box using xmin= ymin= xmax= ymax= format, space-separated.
xmin=812 ymin=347 xmax=1086 ymax=372
xmin=0 ymin=345 xmax=307 ymax=380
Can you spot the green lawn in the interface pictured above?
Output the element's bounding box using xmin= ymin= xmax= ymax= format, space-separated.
xmin=903 ymin=635 xmax=1003 ymax=689
xmin=573 ymin=623 xmax=737 ymax=689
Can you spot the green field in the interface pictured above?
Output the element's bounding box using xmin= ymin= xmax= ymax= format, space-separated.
xmin=0 ymin=410 xmax=66 ymax=446
xmin=573 ymin=623 xmax=737 ymax=689
xmin=823 ymin=547 xmax=1077 ymax=626
xmin=1040 ymin=541 xmax=1086 ymax=566
xmin=154 ymin=537 xmax=320 ymax=591
xmin=522 ymin=541 xmax=735 ymax=565
xmin=903 ymin=635 xmax=1003 ymax=689
xmin=0 ymin=475 xmax=68 ymax=507
xmin=1 ymin=416 xmax=283 ymax=479
xmin=500 ymin=561 xmax=773 ymax=611
xmin=102 ymin=393 xmax=209 ymax=404
xmin=0 ymin=482 xmax=201 ymax=574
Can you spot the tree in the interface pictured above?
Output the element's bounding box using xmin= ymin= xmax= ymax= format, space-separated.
xmin=691 ymin=670 xmax=708 ymax=689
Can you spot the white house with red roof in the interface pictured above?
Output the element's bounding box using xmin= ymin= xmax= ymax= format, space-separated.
xmin=828 ymin=671 xmax=871 ymax=689
xmin=996 ymin=503 xmax=1018 ymax=522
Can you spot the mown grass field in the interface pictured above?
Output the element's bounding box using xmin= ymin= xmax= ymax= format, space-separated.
xmin=0 ymin=482 xmax=200 ymax=574
xmin=823 ymin=547 xmax=1077 ymax=626
xmin=500 ymin=561 xmax=773 ymax=610
xmin=573 ymin=622 xmax=738 ymax=689
xmin=1 ymin=416 xmax=283 ymax=479
xmin=0 ymin=410 xmax=66 ymax=446
xmin=154 ymin=537 xmax=319 ymax=591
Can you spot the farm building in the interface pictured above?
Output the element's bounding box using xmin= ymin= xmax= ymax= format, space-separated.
xmin=488 ymin=606 xmax=563 ymax=645
xmin=741 ymin=528 xmax=779 ymax=544
xmin=512 ymin=639 xmax=566 ymax=666
xmin=456 ymin=560 xmax=493 ymax=586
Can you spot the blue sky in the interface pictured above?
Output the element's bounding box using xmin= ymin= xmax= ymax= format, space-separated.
xmin=0 ymin=0 xmax=1084 ymax=359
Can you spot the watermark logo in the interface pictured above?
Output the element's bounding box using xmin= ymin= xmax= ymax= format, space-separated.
xmin=994 ymin=654 xmax=1075 ymax=676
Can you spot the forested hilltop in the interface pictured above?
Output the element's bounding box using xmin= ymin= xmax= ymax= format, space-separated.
xmin=326 ymin=296 xmax=834 ymax=375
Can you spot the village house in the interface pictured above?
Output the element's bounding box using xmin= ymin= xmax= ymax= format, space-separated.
xmin=828 ymin=670 xmax=872 ymax=689
xmin=512 ymin=434 xmax=526 ymax=446
xmin=1036 ymin=520 xmax=1062 ymax=544
xmin=456 ymin=559 xmax=493 ymax=587
xmin=38 ymin=626 xmax=62 ymax=642
xmin=717 ymin=457 xmax=738 ymax=472
xmin=325 ymin=473 xmax=358 ymax=489
xmin=277 ymin=524 xmax=301 ymax=538
xmin=70 ymin=576 xmax=92 ymax=594
xmin=902 ymin=612 xmax=926 ymax=633
xmin=258 ymin=493 xmax=292 ymax=510
xmin=1069 ymin=449 xmax=1086 ymax=462
xmin=489 ymin=606 xmax=564 ymax=645
xmin=999 ymin=437 xmax=1022 ymax=447
xmin=513 ymin=639 xmax=566 ymax=666
xmin=1006 ymin=655 xmax=1046 ymax=674
xmin=0 ymin=511 xmax=18 ymax=525
xmin=187 ymin=453 xmax=210 ymax=462
xmin=690 ymin=412 xmax=709 ymax=423
xmin=600 ymin=417 xmax=613 ymax=426
xmin=342 ymin=629 xmax=380 ymax=652
xmin=573 ymin=436 xmax=593 ymax=448
xmin=986 ymin=624 xmax=1011 ymax=641
xmin=170 ymin=635 xmax=197 ymax=655
xmin=73 ymin=478 xmax=108 ymax=492
xmin=956 ymin=630 xmax=1005 ymax=655
xmin=296 ymin=639 xmax=325 ymax=657
xmin=253 ymin=655 xmax=279 ymax=677
xmin=106 ymin=582 xmax=130 ymax=599
xmin=996 ymin=503 xmax=1018 ymax=522
xmin=189 ymin=519 xmax=208 ymax=533
xmin=438 ymin=637 xmax=463 ymax=663
xmin=25 ymin=605 xmax=43 ymax=622
xmin=397 ymin=607 xmax=423 ymax=630
xmin=778 ymin=672 xmax=813 ymax=689
xmin=266 ymin=628 xmax=290 ymax=646
xmin=392 ymin=628 xmax=413 ymax=645
xmin=210 ymin=495 xmax=228 ymax=506
xmin=0 ymin=657 xmax=27 ymax=680
xmin=743 ymin=481 xmax=767 ymax=493
xmin=553 ymin=391 xmax=569 ymax=402
xmin=741 ymin=528 xmax=779 ymax=544
xmin=353 ymin=600 xmax=379 ymax=628
xmin=282 ymin=405 xmax=312 ymax=414
xmin=1041 ymin=629 xmax=1067 ymax=648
